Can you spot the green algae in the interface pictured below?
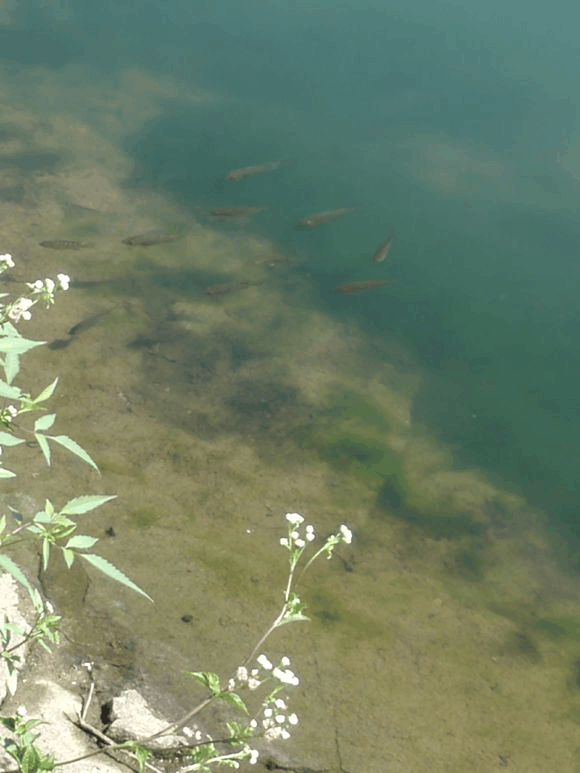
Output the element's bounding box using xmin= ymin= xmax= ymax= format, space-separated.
xmin=307 ymin=588 xmax=384 ymax=638
xmin=129 ymin=507 xmax=159 ymax=528
xmin=298 ymin=388 xmax=409 ymax=496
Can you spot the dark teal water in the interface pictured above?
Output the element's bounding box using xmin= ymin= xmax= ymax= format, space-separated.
xmin=8 ymin=0 xmax=580 ymax=551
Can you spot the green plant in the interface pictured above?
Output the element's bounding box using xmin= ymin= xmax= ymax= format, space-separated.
xmin=0 ymin=254 xmax=353 ymax=772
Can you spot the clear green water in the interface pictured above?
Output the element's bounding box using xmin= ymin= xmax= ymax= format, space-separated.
xmin=2 ymin=1 xmax=580 ymax=770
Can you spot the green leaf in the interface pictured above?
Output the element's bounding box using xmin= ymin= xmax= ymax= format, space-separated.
xmin=62 ymin=548 xmax=74 ymax=569
xmin=34 ymin=378 xmax=58 ymax=403
xmin=46 ymin=435 xmax=99 ymax=472
xmin=0 ymin=380 xmax=21 ymax=399
xmin=60 ymin=495 xmax=116 ymax=515
xmin=34 ymin=414 xmax=56 ymax=432
xmin=0 ymin=554 xmax=34 ymax=596
xmin=0 ymin=338 xmax=45 ymax=354
xmin=0 ymin=322 xmax=18 ymax=337
xmin=45 ymin=500 xmax=54 ymax=518
xmin=0 ymin=467 xmax=16 ymax=478
xmin=80 ymin=554 xmax=153 ymax=602
xmin=189 ymin=671 xmax=221 ymax=695
xmin=0 ymin=431 xmax=25 ymax=447
xmin=65 ymin=535 xmax=99 ymax=550
xmin=4 ymin=351 xmax=19 ymax=384
xmin=42 ymin=540 xmax=50 ymax=572
xmin=219 ymin=691 xmax=248 ymax=714
xmin=121 ymin=743 xmax=151 ymax=773
xmin=35 ymin=434 xmax=51 ymax=466
xmin=276 ymin=612 xmax=310 ymax=626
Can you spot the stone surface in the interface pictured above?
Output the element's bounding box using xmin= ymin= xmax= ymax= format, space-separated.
xmin=108 ymin=688 xmax=188 ymax=751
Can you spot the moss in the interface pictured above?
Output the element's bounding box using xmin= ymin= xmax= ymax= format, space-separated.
xmin=307 ymin=589 xmax=383 ymax=637
xmin=298 ymin=388 xmax=408 ymax=494
xmin=534 ymin=617 xmax=580 ymax=641
xmin=129 ymin=507 xmax=159 ymax=529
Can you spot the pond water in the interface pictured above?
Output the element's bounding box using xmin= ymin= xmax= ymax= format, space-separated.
xmin=2 ymin=0 xmax=580 ymax=770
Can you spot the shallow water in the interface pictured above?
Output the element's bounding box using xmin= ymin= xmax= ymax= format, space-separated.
xmin=2 ymin=1 xmax=580 ymax=770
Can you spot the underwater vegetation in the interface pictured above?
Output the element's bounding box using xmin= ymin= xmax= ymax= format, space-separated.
xmin=296 ymin=387 xmax=487 ymax=539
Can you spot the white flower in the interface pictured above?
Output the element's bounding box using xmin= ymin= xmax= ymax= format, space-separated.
xmin=263 ymin=708 xmax=273 ymax=719
xmin=57 ymin=273 xmax=70 ymax=290
xmin=280 ymin=656 xmax=290 ymax=667
xmin=248 ymin=676 xmax=261 ymax=690
xmin=8 ymin=297 xmax=35 ymax=322
xmin=6 ymin=405 xmax=17 ymax=418
xmin=275 ymin=714 xmax=286 ymax=724
xmin=290 ymin=530 xmax=299 ymax=540
xmin=273 ymin=667 xmax=299 ymax=686
xmin=274 ymin=698 xmax=287 ymax=710
xmin=228 ymin=678 xmax=236 ymax=691
xmin=236 ymin=666 xmax=248 ymax=683
xmin=294 ymin=538 xmax=305 ymax=548
xmin=248 ymin=749 xmax=259 ymax=764
xmin=0 ymin=254 xmax=14 ymax=268
xmin=264 ymin=726 xmax=290 ymax=741
xmin=288 ymin=713 xmax=298 ymax=725
xmin=16 ymin=705 xmax=27 ymax=717
xmin=339 ymin=524 xmax=352 ymax=544
xmin=285 ymin=512 xmax=304 ymax=526
xmin=250 ymin=719 xmax=258 ymax=729
xmin=45 ymin=277 xmax=55 ymax=293
xmin=257 ymin=654 xmax=272 ymax=670
xmin=26 ymin=280 xmax=44 ymax=291
xmin=305 ymin=525 xmax=315 ymax=541
xmin=279 ymin=537 xmax=289 ymax=547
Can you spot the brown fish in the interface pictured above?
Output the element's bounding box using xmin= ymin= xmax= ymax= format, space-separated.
xmin=48 ymin=309 xmax=112 ymax=350
xmin=39 ymin=239 xmax=94 ymax=249
xmin=371 ymin=228 xmax=396 ymax=264
xmin=333 ymin=279 xmax=398 ymax=295
xmin=298 ymin=207 xmax=356 ymax=227
xmin=203 ymin=280 xmax=265 ymax=296
xmin=209 ymin=206 xmax=266 ymax=218
xmin=122 ymin=232 xmax=178 ymax=246
xmin=226 ymin=160 xmax=289 ymax=181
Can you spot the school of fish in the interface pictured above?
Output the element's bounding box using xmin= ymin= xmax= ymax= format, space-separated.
xmin=38 ymin=158 xmax=399 ymax=298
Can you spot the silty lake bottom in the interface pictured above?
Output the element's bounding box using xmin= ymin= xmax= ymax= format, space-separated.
xmin=2 ymin=64 xmax=580 ymax=773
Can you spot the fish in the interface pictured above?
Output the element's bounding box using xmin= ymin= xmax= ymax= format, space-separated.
xmin=203 ymin=280 xmax=263 ymax=296
xmin=298 ymin=208 xmax=356 ymax=227
xmin=39 ymin=239 xmax=94 ymax=249
xmin=68 ymin=309 xmax=112 ymax=337
xmin=371 ymin=228 xmax=396 ymax=264
xmin=226 ymin=160 xmax=289 ymax=181
xmin=333 ymin=279 xmax=398 ymax=295
xmin=47 ymin=309 xmax=112 ymax=350
xmin=209 ymin=206 xmax=266 ymax=218
xmin=122 ymin=232 xmax=178 ymax=246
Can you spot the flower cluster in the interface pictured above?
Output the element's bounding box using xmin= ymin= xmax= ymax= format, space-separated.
xmin=7 ymin=297 xmax=35 ymax=323
xmin=256 ymin=653 xmax=300 ymax=686
xmin=26 ymin=274 xmax=70 ymax=306
xmin=0 ymin=255 xmax=70 ymax=323
xmin=228 ymin=653 xmax=300 ymax=694
xmin=279 ymin=512 xmax=352 ymax=570
xmin=228 ymin=665 xmax=262 ymax=692
xmin=0 ymin=253 xmax=15 ymax=271
xmin=251 ymin=696 xmax=299 ymax=742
